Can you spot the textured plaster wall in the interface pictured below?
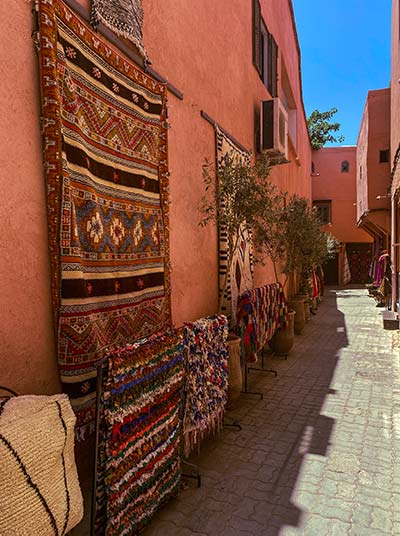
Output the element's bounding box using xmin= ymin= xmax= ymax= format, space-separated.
xmin=312 ymin=147 xmax=372 ymax=244
xmin=366 ymin=89 xmax=391 ymax=208
xmin=144 ymin=0 xmax=312 ymax=307
xmin=0 ymin=1 xmax=59 ymax=394
xmin=356 ymin=89 xmax=391 ymax=236
xmin=391 ymin=0 xmax=400 ymax=187
xmin=357 ymin=102 xmax=369 ymax=220
xmin=0 ymin=0 xmax=312 ymax=395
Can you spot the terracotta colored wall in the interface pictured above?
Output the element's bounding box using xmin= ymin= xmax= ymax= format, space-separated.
xmin=357 ymin=89 xmax=391 ymax=221
xmin=0 ymin=1 xmax=60 ymax=394
xmin=143 ymin=0 xmax=312 ymax=306
xmin=312 ymin=147 xmax=372 ymax=244
xmin=366 ymin=89 xmax=391 ymax=207
xmin=391 ymin=0 xmax=400 ymax=184
xmin=357 ymin=103 xmax=369 ymax=220
xmin=0 ymin=0 xmax=311 ymax=394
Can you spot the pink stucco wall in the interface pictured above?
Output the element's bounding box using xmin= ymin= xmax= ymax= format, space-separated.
xmin=357 ymin=89 xmax=391 ymax=231
xmin=0 ymin=0 xmax=311 ymax=395
xmin=391 ymin=0 xmax=400 ymax=185
xmin=357 ymin=104 xmax=369 ymax=221
xmin=312 ymin=147 xmax=372 ymax=244
xmin=0 ymin=2 xmax=60 ymax=394
xmin=144 ymin=0 xmax=312 ymax=304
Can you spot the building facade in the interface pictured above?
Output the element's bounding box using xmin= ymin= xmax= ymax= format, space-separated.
xmin=391 ymin=0 xmax=400 ymax=309
xmin=0 ymin=1 xmax=312 ymax=394
xmin=312 ymin=147 xmax=372 ymax=285
xmin=356 ymin=88 xmax=391 ymax=287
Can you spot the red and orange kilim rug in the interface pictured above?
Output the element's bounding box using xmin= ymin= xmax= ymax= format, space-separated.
xmin=38 ymin=0 xmax=171 ymax=433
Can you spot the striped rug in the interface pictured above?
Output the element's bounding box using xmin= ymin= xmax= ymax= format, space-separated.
xmin=216 ymin=127 xmax=253 ymax=326
xmin=38 ymin=0 xmax=171 ymax=433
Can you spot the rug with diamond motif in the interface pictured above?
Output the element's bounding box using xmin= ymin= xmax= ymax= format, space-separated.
xmin=38 ymin=0 xmax=171 ymax=434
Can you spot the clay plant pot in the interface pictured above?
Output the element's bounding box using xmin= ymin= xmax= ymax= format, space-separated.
xmin=288 ymin=299 xmax=306 ymax=335
xmin=269 ymin=310 xmax=296 ymax=355
xmin=296 ymin=294 xmax=310 ymax=322
xmin=226 ymin=333 xmax=242 ymax=410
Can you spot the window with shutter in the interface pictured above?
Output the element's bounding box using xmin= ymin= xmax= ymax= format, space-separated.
xmin=252 ymin=0 xmax=262 ymax=75
xmin=252 ymin=2 xmax=279 ymax=97
xmin=269 ymin=35 xmax=278 ymax=97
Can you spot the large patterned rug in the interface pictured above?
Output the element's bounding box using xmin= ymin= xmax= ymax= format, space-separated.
xmin=38 ymin=0 xmax=170 ymax=433
xmin=216 ymin=127 xmax=253 ymax=326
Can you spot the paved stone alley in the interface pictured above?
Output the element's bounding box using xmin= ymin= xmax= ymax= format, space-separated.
xmin=143 ymin=287 xmax=400 ymax=536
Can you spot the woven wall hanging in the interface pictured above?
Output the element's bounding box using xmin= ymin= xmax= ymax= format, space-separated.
xmin=38 ymin=0 xmax=171 ymax=434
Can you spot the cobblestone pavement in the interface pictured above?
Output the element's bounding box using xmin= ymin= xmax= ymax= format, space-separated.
xmin=142 ymin=288 xmax=400 ymax=536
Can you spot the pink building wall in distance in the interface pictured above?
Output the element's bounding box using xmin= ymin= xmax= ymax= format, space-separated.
xmin=312 ymin=147 xmax=372 ymax=244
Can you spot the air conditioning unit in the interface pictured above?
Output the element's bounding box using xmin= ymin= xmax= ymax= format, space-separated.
xmin=260 ymin=98 xmax=289 ymax=161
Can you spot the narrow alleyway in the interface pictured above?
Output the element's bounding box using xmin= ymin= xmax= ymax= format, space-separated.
xmin=143 ymin=288 xmax=400 ymax=536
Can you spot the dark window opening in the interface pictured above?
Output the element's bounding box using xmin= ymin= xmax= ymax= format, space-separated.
xmin=252 ymin=0 xmax=278 ymax=97
xmin=313 ymin=200 xmax=332 ymax=225
xmin=311 ymin=161 xmax=315 ymax=174
xmin=379 ymin=150 xmax=390 ymax=163
xmin=341 ymin=160 xmax=350 ymax=173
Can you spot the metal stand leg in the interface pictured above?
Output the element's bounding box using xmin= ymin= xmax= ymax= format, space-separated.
xmin=223 ymin=416 xmax=242 ymax=431
xmin=182 ymin=460 xmax=201 ymax=488
xmin=241 ymin=363 xmax=263 ymax=399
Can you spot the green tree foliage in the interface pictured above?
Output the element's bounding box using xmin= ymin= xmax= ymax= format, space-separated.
xmin=307 ymin=108 xmax=345 ymax=150
xmin=256 ymin=194 xmax=338 ymax=290
xmin=200 ymin=151 xmax=274 ymax=311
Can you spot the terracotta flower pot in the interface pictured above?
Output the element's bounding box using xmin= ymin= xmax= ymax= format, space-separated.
xmin=288 ymin=299 xmax=305 ymax=334
xmin=226 ymin=333 xmax=242 ymax=410
xmin=295 ymin=294 xmax=310 ymax=322
xmin=269 ymin=310 xmax=296 ymax=355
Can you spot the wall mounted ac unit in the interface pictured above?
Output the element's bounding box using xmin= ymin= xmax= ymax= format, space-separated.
xmin=260 ymin=98 xmax=289 ymax=161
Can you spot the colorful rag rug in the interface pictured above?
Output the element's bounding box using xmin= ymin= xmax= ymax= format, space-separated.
xmin=91 ymin=0 xmax=148 ymax=60
xmin=38 ymin=0 xmax=170 ymax=433
xmin=182 ymin=315 xmax=229 ymax=457
xmin=96 ymin=331 xmax=184 ymax=535
xmin=237 ymin=283 xmax=288 ymax=363
xmin=216 ymin=127 xmax=253 ymax=326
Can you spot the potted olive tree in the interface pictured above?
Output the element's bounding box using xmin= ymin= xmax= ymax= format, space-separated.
xmin=254 ymin=191 xmax=298 ymax=352
xmin=200 ymin=150 xmax=273 ymax=406
xmin=256 ymin=194 xmax=336 ymax=349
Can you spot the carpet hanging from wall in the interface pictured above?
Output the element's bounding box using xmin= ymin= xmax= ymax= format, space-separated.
xmin=182 ymin=315 xmax=229 ymax=457
xmin=96 ymin=332 xmax=184 ymax=535
xmin=215 ymin=127 xmax=253 ymax=326
xmin=38 ymin=0 xmax=170 ymax=434
xmin=91 ymin=0 xmax=148 ymax=60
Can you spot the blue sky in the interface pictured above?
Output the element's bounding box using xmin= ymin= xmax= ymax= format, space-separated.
xmin=293 ymin=0 xmax=392 ymax=146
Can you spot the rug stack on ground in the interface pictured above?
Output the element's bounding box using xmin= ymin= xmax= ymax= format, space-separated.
xmin=237 ymin=283 xmax=288 ymax=363
xmin=215 ymin=127 xmax=253 ymax=327
xmin=182 ymin=315 xmax=229 ymax=457
xmin=38 ymin=0 xmax=170 ymax=435
xmin=96 ymin=332 xmax=184 ymax=535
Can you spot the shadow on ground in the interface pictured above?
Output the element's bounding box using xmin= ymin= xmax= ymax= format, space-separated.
xmin=141 ymin=287 xmax=350 ymax=535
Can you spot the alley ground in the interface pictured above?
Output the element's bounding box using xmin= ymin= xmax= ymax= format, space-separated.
xmin=143 ymin=287 xmax=400 ymax=536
